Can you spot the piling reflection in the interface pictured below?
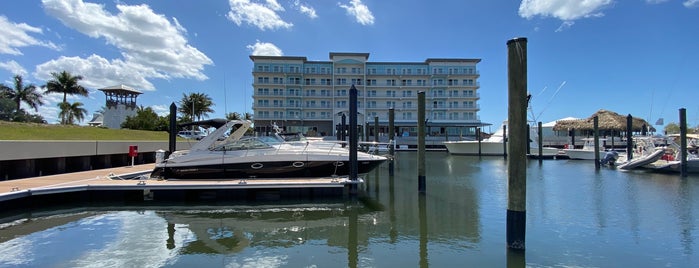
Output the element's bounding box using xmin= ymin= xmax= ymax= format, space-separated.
xmin=419 ymin=194 xmax=428 ymax=268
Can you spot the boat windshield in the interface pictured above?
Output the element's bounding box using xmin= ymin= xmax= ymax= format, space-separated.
xmin=212 ymin=137 xmax=277 ymax=151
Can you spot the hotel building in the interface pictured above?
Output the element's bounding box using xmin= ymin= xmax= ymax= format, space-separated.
xmin=250 ymin=52 xmax=484 ymax=138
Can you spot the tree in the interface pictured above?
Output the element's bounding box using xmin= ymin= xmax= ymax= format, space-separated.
xmin=178 ymin=92 xmax=213 ymax=122
xmin=226 ymin=112 xmax=242 ymax=120
xmin=3 ymin=75 xmax=45 ymax=114
xmin=121 ymin=106 xmax=169 ymax=131
xmin=58 ymin=101 xmax=87 ymax=125
xmin=43 ymin=71 xmax=88 ymax=103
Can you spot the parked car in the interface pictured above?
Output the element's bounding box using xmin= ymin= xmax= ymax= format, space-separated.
xmin=177 ymin=130 xmax=206 ymax=140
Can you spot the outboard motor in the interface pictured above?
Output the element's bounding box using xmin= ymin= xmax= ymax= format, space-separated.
xmin=600 ymin=150 xmax=619 ymax=166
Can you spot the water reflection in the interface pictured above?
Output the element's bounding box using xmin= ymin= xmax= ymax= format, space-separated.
xmin=1 ymin=152 xmax=698 ymax=267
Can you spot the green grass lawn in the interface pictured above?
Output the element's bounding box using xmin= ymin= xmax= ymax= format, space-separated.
xmin=0 ymin=121 xmax=176 ymax=140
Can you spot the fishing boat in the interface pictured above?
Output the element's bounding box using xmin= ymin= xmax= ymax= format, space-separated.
xmin=150 ymin=120 xmax=388 ymax=180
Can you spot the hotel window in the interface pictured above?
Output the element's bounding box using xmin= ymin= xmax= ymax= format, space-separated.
xmin=368 ymin=101 xmax=376 ymax=108
xmin=463 ymin=101 xmax=474 ymax=108
xmin=336 ymin=67 xmax=347 ymax=73
xmin=368 ymin=68 xmax=376 ymax=74
xmin=369 ymin=90 xmax=377 ymax=97
xmin=336 ymin=100 xmax=347 ymax=108
xmin=273 ymin=100 xmax=282 ymax=107
xmin=306 ymin=89 xmax=316 ymax=96
xmin=417 ymin=68 xmax=425 ymax=75
xmin=386 ymin=90 xmax=396 ymax=97
xmin=386 ymin=79 xmax=396 ymax=86
xmin=449 ymin=101 xmax=458 ymax=108
xmin=336 ymin=78 xmax=347 ymax=85
xmin=351 ymin=67 xmax=359 ymax=74
xmin=336 ymin=89 xmax=347 ymax=96
xmin=351 ymin=78 xmax=362 ymax=85
xmin=320 ymin=89 xmax=330 ymax=96
xmin=386 ymin=101 xmax=396 ymax=108
xmin=449 ymin=112 xmax=459 ymax=120
xmin=402 ymin=90 xmax=413 ymax=97
xmin=257 ymin=77 xmax=269 ymax=84
xmin=463 ymin=90 xmax=474 ymax=97
xmin=403 ymin=101 xmax=412 ymax=109
xmin=273 ymin=66 xmax=280 ymax=72
xmin=273 ymin=111 xmax=283 ymax=118
xmin=257 ymin=100 xmax=269 ymax=107
xmin=463 ymin=112 xmax=475 ymax=120
xmin=257 ymin=88 xmax=269 ymax=95
xmin=272 ymin=88 xmax=283 ymax=96
xmin=366 ymin=79 xmax=377 ymax=85
xmin=402 ymin=112 xmax=412 ymax=120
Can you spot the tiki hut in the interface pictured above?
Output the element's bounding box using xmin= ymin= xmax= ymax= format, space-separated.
xmin=553 ymin=109 xmax=655 ymax=133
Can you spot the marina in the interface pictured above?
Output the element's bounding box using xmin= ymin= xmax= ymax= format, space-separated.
xmin=0 ymin=151 xmax=697 ymax=267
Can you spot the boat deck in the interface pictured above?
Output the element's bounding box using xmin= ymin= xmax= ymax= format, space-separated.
xmin=0 ymin=163 xmax=360 ymax=203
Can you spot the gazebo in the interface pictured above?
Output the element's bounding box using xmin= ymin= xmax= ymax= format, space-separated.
xmin=553 ymin=109 xmax=655 ymax=133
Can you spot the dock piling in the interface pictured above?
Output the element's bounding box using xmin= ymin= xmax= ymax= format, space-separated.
xmin=168 ymin=102 xmax=176 ymax=156
xmin=506 ymin=37 xmax=527 ymax=251
xmin=626 ymin=114 xmax=633 ymax=160
xmin=418 ymin=91 xmax=426 ymax=194
xmin=538 ymin=121 xmax=543 ymax=161
xmin=349 ymin=85 xmax=359 ymax=195
xmin=389 ymin=108 xmax=395 ymax=176
xmin=680 ymin=108 xmax=688 ymax=177
xmin=594 ymin=116 xmax=600 ymax=169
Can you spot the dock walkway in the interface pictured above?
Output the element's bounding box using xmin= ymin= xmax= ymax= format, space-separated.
xmin=0 ymin=164 xmax=359 ymax=203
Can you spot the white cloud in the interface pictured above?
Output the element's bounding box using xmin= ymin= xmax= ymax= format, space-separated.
xmin=0 ymin=60 xmax=28 ymax=77
xmin=685 ymin=0 xmax=699 ymax=8
xmin=226 ymin=0 xmax=293 ymax=31
xmin=518 ymin=0 xmax=613 ymax=21
xmin=0 ymin=16 xmax=60 ymax=55
xmin=34 ymin=54 xmax=155 ymax=91
xmin=246 ymin=40 xmax=283 ymax=56
xmin=151 ymin=104 xmax=171 ymax=116
xmin=645 ymin=0 xmax=669 ymax=3
xmin=41 ymin=0 xmax=213 ymax=88
xmin=294 ymin=0 xmax=318 ymax=19
xmin=338 ymin=0 xmax=375 ymax=25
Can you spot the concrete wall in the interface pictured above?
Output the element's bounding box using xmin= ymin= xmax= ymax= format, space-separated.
xmin=0 ymin=141 xmax=193 ymax=161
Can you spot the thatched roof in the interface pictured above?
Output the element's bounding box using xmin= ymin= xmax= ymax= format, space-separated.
xmin=552 ymin=109 xmax=655 ymax=132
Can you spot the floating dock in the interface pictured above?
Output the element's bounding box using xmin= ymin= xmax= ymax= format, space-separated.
xmin=0 ymin=164 xmax=361 ymax=212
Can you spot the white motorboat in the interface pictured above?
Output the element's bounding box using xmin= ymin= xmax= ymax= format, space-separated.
xmin=562 ymin=138 xmax=608 ymax=160
xmin=443 ymin=122 xmax=560 ymax=157
xmin=150 ymin=120 xmax=388 ymax=180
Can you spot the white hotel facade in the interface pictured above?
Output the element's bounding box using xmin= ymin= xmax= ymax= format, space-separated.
xmin=250 ymin=52 xmax=485 ymax=138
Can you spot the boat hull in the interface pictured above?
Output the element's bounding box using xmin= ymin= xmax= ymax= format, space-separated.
xmin=562 ymin=149 xmax=607 ymax=160
xmin=444 ymin=141 xmax=560 ymax=157
xmin=151 ymin=159 xmax=386 ymax=180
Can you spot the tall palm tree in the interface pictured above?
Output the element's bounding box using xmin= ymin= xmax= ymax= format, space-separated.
xmin=178 ymin=92 xmax=214 ymax=122
xmin=4 ymin=75 xmax=45 ymax=113
xmin=58 ymin=101 xmax=87 ymax=125
xmin=43 ymin=71 xmax=88 ymax=103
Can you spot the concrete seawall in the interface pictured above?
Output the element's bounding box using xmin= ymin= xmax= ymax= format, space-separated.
xmin=0 ymin=141 xmax=194 ymax=180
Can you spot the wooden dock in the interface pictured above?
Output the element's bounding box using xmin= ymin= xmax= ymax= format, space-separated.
xmin=0 ymin=163 xmax=361 ymax=204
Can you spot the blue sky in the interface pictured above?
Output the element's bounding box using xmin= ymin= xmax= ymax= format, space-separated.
xmin=1 ymin=0 xmax=698 ymax=130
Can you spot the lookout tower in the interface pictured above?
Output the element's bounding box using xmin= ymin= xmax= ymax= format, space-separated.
xmin=99 ymin=85 xmax=142 ymax=129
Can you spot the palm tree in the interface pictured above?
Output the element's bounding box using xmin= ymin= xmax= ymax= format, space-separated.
xmin=178 ymin=92 xmax=214 ymax=122
xmin=43 ymin=71 xmax=88 ymax=103
xmin=4 ymin=75 xmax=45 ymax=113
xmin=58 ymin=101 xmax=87 ymax=125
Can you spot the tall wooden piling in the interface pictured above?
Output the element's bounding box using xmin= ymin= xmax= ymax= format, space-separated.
xmin=526 ymin=124 xmax=531 ymax=155
xmin=349 ymin=85 xmax=359 ymax=195
xmin=418 ymin=91 xmax=426 ymax=193
xmin=389 ymin=108 xmax=395 ymax=176
xmin=374 ymin=116 xmax=379 ymax=143
xmin=626 ymin=114 xmax=633 ymax=160
xmin=477 ymin=127 xmax=482 ymax=156
xmin=168 ymin=102 xmax=177 ymax=155
xmin=679 ymin=108 xmax=688 ymax=177
xmin=341 ymin=113 xmax=347 ymax=144
xmin=506 ymin=37 xmax=527 ymax=250
xmin=538 ymin=121 xmax=543 ymax=161
xmin=593 ymin=116 xmax=600 ymax=169
xmin=503 ymin=125 xmax=508 ymax=159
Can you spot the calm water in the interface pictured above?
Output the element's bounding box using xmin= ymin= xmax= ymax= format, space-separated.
xmin=1 ymin=151 xmax=698 ymax=267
